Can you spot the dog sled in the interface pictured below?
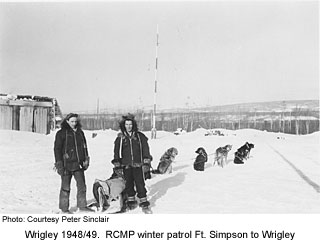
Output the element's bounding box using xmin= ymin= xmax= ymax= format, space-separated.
xmin=90 ymin=169 xmax=126 ymax=213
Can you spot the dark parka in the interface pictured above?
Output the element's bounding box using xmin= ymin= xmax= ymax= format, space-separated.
xmin=54 ymin=128 xmax=89 ymax=171
xmin=113 ymin=131 xmax=151 ymax=167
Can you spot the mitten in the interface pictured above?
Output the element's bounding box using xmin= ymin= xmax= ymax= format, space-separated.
xmin=111 ymin=159 xmax=121 ymax=168
xmin=82 ymin=156 xmax=90 ymax=170
xmin=143 ymin=158 xmax=151 ymax=165
xmin=113 ymin=166 xmax=124 ymax=178
xmin=54 ymin=161 xmax=65 ymax=176
xmin=142 ymin=164 xmax=151 ymax=180
xmin=142 ymin=164 xmax=150 ymax=172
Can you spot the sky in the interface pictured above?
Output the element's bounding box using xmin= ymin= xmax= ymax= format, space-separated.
xmin=0 ymin=0 xmax=319 ymax=113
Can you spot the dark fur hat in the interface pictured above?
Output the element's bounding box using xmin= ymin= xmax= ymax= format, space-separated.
xmin=119 ymin=113 xmax=138 ymax=134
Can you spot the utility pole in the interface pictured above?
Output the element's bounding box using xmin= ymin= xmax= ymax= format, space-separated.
xmin=52 ymin=98 xmax=56 ymax=130
xmin=96 ymin=98 xmax=99 ymax=130
xmin=151 ymin=25 xmax=159 ymax=139
xmin=97 ymin=98 xmax=100 ymax=118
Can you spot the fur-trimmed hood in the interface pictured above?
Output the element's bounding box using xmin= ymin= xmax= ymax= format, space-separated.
xmin=119 ymin=113 xmax=138 ymax=135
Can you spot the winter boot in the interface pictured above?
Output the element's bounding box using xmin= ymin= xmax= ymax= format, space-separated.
xmin=127 ymin=200 xmax=138 ymax=210
xmin=139 ymin=197 xmax=150 ymax=208
xmin=139 ymin=200 xmax=152 ymax=214
xmin=139 ymin=201 xmax=150 ymax=208
xmin=61 ymin=209 xmax=72 ymax=214
xmin=127 ymin=196 xmax=138 ymax=210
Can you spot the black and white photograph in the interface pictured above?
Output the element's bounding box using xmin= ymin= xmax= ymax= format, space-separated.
xmin=0 ymin=0 xmax=319 ymax=247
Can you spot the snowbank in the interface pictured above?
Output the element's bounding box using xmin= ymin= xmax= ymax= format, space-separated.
xmin=0 ymin=128 xmax=319 ymax=213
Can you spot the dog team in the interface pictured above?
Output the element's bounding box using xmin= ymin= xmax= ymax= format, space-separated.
xmin=193 ymin=142 xmax=254 ymax=171
xmin=90 ymin=140 xmax=254 ymax=213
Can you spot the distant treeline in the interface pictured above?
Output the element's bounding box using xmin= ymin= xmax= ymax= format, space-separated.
xmin=78 ymin=110 xmax=319 ymax=135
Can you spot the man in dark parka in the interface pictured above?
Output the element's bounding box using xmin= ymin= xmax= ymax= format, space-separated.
xmin=112 ymin=114 xmax=152 ymax=209
xmin=54 ymin=113 xmax=93 ymax=213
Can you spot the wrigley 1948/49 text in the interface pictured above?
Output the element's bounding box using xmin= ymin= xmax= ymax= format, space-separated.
xmin=25 ymin=230 xmax=99 ymax=240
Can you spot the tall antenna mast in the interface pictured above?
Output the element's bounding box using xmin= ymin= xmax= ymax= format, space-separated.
xmin=97 ymin=98 xmax=99 ymax=119
xmin=151 ymin=25 xmax=159 ymax=139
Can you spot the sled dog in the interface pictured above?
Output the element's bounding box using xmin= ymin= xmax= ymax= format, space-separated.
xmin=213 ymin=144 xmax=232 ymax=167
xmin=194 ymin=147 xmax=208 ymax=171
xmin=152 ymin=147 xmax=178 ymax=174
xmin=234 ymin=142 xmax=254 ymax=164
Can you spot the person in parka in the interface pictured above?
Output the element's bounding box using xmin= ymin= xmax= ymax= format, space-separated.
xmin=54 ymin=113 xmax=93 ymax=213
xmin=112 ymin=114 xmax=152 ymax=209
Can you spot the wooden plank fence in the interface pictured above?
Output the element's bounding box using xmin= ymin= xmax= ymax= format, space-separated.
xmin=0 ymin=99 xmax=52 ymax=134
xmin=78 ymin=110 xmax=320 ymax=135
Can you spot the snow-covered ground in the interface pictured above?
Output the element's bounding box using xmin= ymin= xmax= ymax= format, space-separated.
xmin=0 ymin=128 xmax=319 ymax=214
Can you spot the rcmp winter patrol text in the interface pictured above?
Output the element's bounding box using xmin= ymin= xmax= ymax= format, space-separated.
xmin=2 ymin=215 xmax=110 ymax=224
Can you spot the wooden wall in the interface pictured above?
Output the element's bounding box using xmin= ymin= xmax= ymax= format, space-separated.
xmin=0 ymin=100 xmax=52 ymax=134
xmin=0 ymin=105 xmax=12 ymax=129
xmin=20 ymin=106 xmax=34 ymax=132
xmin=33 ymin=107 xmax=49 ymax=134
